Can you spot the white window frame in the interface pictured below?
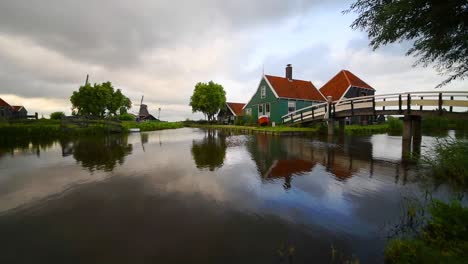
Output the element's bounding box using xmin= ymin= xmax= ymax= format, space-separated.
xmin=245 ymin=108 xmax=252 ymax=116
xmin=258 ymin=104 xmax=264 ymax=115
xmin=265 ymin=103 xmax=270 ymax=116
xmin=260 ymin=86 xmax=266 ymax=99
xmin=288 ymin=101 xmax=296 ymax=113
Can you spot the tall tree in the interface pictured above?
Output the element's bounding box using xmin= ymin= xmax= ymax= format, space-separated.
xmin=70 ymin=82 xmax=131 ymax=117
xmin=346 ymin=0 xmax=468 ymax=87
xmin=189 ymin=81 xmax=226 ymax=122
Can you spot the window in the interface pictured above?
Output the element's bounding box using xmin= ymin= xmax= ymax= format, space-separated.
xmin=265 ymin=103 xmax=270 ymax=115
xmin=288 ymin=101 xmax=296 ymax=113
xmin=258 ymin=104 xmax=264 ymax=115
xmin=245 ymin=108 xmax=252 ymax=116
xmin=360 ymin=91 xmax=367 ymax=97
xmin=260 ymin=86 xmax=266 ymax=99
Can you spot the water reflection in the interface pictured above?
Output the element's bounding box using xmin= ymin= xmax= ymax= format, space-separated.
xmin=246 ymin=133 xmax=411 ymax=189
xmin=191 ymin=129 xmax=227 ymax=171
xmin=60 ymin=136 xmax=133 ymax=172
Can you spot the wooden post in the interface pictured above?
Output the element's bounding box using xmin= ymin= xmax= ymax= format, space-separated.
xmin=420 ymin=96 xmax=423 ymax=111
xmin=398 ymin=94 xmax=402 ymax=113
xmin=450 ymin=96 xmax=454 ymax=112
xmin=383 ymin=98 xmax=386 ymax=111
xmin=312 ymin=108 xmax=315 ymax=119
xmin=332 ymin=103 xmax=336 ymax=118
xmin=290 ymin=114 xmax=293 ymax=124
xmin=407 ymin=93 xmax=411 ymax=114
xmin=300 ymin=112 xmax=303 ymax=122
xmin=351 ymin=100 xmax=354 ymax=116
xmin=372 ymin=97 xmax=376 ymax=115
xmin=438 ymin=93 xmax=443 ymax=114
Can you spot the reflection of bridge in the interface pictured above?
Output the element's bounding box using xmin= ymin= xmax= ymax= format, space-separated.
xmin=282 ymin=91 xmax=468 ymax=141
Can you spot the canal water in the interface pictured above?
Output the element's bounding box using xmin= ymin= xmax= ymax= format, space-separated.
xmin=0 ymin=128 xmax=462 ymax=263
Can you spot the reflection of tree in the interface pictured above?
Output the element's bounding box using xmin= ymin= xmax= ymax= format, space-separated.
xmin=191 ymin=130 xmax=226 ymax=171
xmin=0 ymin=136 xmax=55 ymax=158
xmin=63 ymin=136 xmax=132 ymax=172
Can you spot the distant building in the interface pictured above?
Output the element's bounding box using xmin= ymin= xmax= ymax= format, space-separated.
xmin=0 ymin=98 xmax=28 ymax=120
xmin=319 ymin=70 xmax=375 ymax=124
xmin=243 ymin=64 xmax=326 ymax=124
xmin=218 ymin=102 xmax=245 ymax=124
xmin=138 ymin=104 xmax=158 ymax=121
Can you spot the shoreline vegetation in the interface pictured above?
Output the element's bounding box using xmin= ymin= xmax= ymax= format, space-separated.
xmin=0 ymin=116 xmax=467 ymax=138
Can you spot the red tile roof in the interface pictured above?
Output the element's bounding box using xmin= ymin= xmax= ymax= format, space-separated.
xmin=11 ymin=106 xmax=23 ymax=112
xmin=265 ymin=75 xmax=326 ymax=101
xmin=319 ymin=70 xmax=374 ymax=101
xmin=226 ymin=102 xmax=245 ymax=116
xmin=0 ymin=98 xmax=11 ymax=108
xmin=267 ymin=159 xmax=314 ymax=178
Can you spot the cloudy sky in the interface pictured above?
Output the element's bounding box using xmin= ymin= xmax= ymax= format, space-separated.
xmin=0 ymin=0 xmax=465 ymax=120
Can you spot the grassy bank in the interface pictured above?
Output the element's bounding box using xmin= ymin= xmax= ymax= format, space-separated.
xmin=0 ymin=119 xmax=124 ymax=137
xmin=185 ymin=124 xmax=320 ymax=134
xmin=188 ymin=123 xmax=394 ymax=135
xmin=385 ymin=138 xmax=468 ymax=263
xmin=122 ymin=121 xmax=184 ymax=132
xmin=385 ymin=200 xmax=468 ymax=263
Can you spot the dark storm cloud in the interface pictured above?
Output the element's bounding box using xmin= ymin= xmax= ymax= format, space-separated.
xmin=0 ymin=0 xmax=333 ymax=67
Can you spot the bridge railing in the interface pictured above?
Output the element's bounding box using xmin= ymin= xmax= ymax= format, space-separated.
xmin=335 ymin=91 xmax=468 ymax=115
xmin=284 ymin=91 xmax=468 ymax=125
xmin=282 ymin=101 xmax=329 ymax=124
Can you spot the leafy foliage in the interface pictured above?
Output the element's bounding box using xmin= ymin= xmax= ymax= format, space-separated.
xmin=70 ymin=82 xmax=131 ymax=118
xmin=50 ymin=111 xmax=65 ymax=120
xmin=387 ymin=116 xmax=403 ymax=133
xmin=385 ymin=200 xmax=468 ymax=263
xmin=121 ymin=121 xmax=183 ymax=132
xmin=191 ymin=130 xmax=226 ymax=171
xmin=189 ymin=81 xmax=226 ymax=122
xmin=422 ymin=138 xmax=468 ymax=190
xmin=118 ymin=113 xmax=135 ymax=121
xmin=346 ymin=0 xmax=468 ymax=87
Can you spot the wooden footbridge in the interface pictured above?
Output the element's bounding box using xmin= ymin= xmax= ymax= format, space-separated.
xmin=282 ymin=91 xmax=468 ymax=141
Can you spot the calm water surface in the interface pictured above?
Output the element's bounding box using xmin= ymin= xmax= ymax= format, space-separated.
xmin=0 ymin=128 xmax=462 ymax=263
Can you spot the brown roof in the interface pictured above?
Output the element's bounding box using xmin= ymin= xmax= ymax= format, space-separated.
xmin=227 ymin=102 xmax=245 ymax=116
xmin=319 ymin=70 xmax=374 ymax=101
xmin=267 ymin=159 xmax=314 ymax=178
xmin=0 ymin=98 xmax=11 ymax=108
xmin=265 ymin=75 xmax=326 ymax=101
xmin=11 ymin=106 xmax=23 ymax=112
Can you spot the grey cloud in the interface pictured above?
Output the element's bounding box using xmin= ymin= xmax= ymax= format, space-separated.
xmin=0 ymin=0 xmax=334 ymax=68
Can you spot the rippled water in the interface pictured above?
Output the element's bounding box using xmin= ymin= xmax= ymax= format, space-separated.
xmin=0 ymin=128 xmax=462 ymax=263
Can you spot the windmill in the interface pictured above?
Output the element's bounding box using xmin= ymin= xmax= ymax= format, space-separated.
xmin=135 ymin=96 xmax=157 ymax=121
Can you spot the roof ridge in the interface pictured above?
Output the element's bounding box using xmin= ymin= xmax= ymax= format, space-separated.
xmin=342 ymin=70 xmax=351 ymax=86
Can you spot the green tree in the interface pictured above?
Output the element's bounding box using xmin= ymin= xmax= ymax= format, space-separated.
xmin=189 ymin=81 xmax=226 ymax=122
xmin=191 ymin=130 xmax=227 ymax=171
xmin=346 ymin=0 xmax=468 ymax=87
xmin=50 ymin=111 xmax=65 ymax=120
xmin=70 ymin=82 xmax=131 ymax=117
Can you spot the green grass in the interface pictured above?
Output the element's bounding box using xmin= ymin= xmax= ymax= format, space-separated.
xmin=122 ymin=121 xmax=184 ymax=132
xmin=422 ymin=138 xmax=468 ymax=190
xmin=186 ymin=124 xmax=319 ymax=134
xmin=345 ymin=124 xmax=389 ymax=135
xmin=422 ymin=116 xmax=468 ymax=131
xmin=385 ymin=200 xmax=468 ymax=263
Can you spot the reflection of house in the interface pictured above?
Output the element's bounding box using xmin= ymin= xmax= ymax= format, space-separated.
xmin=243 ymin=64 xmax=326 ymax=124
xmin=217 ymin=102 xmax=245 ymax=124
xmin=319 ymin=70 xmax=375 ymax=124
xmin=0 ymin=97 xmax=28 ymax=119
xmin=264 ymin=159 xmax=315 ymax=189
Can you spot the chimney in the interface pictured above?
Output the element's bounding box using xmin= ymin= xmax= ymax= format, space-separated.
xmin=285 ymin=64 xmax=292 ymax=81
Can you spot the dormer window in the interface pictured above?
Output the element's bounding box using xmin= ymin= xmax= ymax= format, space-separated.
xmin=260 ymin=86 xmax=266 ymax=99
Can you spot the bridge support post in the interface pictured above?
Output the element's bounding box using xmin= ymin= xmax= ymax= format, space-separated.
xmin=338 ymin=119 xmax=345 ymax=136
xmin=402 ymin=116 xmax=413 ymax=141
xmin=402 ymin=115 xmax=422 ymax=161
xmin=328 ymin=120 xmax=334 ymax=136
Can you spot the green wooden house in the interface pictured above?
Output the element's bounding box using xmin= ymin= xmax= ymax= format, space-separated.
xmin=243 ymin=64 xmax=326 ymax=124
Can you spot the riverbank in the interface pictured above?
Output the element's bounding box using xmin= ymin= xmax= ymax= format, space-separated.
xmin=122 ymin=121 xmax=183 ymax=132
xmin=0 ymin=120 xmax=184 ymax=137
xmin=187 ymin=123 xmax=392 ymax=135
xmin=185 ymin=124 xmax=320 ymax=135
